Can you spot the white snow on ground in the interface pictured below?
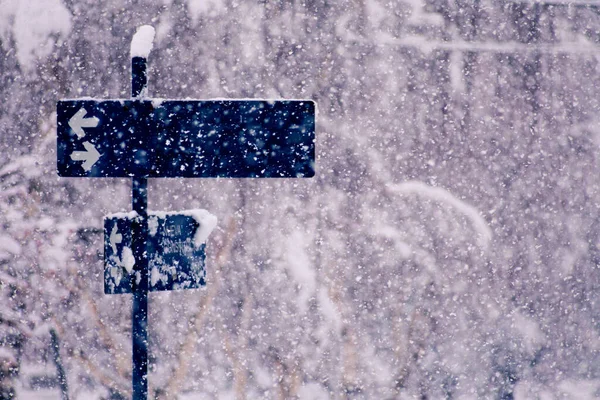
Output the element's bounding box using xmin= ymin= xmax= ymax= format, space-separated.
xmin=130 ymin=25 xmax=155 ymax=58
xmin=0 ymin=0 xmax=71 ymax=70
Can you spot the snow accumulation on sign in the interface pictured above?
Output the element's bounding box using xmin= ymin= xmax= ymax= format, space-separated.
xmin=130 ymin=25 xmax=155 ymax=58
xmin=57 ymin=99 xmax=315 ymax=178
xmin=104 ymin=210 xmax=217 ymax=294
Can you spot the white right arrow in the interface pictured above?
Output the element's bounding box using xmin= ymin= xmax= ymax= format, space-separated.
xmin=69 ymin=107 xmax=99 ymax=138
xmin=71 ymin=141 xmax=101 ymax=171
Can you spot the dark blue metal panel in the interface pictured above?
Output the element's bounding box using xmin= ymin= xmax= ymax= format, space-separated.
xmin=57 ymin=100 xmax=315 ymax=178
xmin=104 ymin=213 xmax=206 ymax=294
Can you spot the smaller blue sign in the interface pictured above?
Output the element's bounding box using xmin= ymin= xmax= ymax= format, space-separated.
xmin=104 ymin=211 xmax=213 ymax=294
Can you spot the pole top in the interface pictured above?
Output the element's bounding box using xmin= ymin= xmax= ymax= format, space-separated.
xmin=131 ymin=25 xmax=155 ymax=59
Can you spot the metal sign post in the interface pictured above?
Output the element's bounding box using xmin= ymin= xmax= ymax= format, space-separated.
xmin=57 ymin=26 xmax=315 ymax=400
xmin=131 ymin=54 xmax=149 ymax=400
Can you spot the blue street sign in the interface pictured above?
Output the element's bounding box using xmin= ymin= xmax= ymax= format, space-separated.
xmin=104 ymin=211 xmax=214 ymax=294
xmin=57 ymin=100 xmax=315 ymax=178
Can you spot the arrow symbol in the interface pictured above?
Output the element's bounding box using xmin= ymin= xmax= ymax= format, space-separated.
xmin=109 ymin=223 xmax=122 ymax=254
xmin=71 ymin=141 xmax=101 ymax=171
xmin=69 ymin=107 xmax=99 ymax=138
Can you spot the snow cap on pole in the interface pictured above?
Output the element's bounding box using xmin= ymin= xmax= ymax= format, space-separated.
xmin=131 ymin=25 xmax=155 ymax=58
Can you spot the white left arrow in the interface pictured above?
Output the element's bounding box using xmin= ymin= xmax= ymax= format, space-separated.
xmin=69 ymin=107 xmax=99 ymax=138
xmin=71 ymin=141 xmax=101 ymax=171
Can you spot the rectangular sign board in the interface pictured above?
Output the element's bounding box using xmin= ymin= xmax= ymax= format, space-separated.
xmin=57 ymin=100 xmax=315 ymax=178
xmin=104 ymin=211 xmax=209 ymax=294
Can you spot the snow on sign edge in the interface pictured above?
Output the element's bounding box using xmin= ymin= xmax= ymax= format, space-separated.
xmin=156 ymin=209 xmax=218 ymax=248
xmin=104 ymin=209 xmax=218 ymax=248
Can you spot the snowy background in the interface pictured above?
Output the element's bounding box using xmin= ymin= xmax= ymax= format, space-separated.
xmin=2 ymin=0 xmax=600 ymax=399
